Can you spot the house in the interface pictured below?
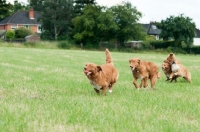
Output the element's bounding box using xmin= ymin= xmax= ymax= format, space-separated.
xmin=0 ymin=8 xmax=41 ymax=36
xmin=142 ymin=22 xmax=161 ymax=40
xmin=194 ymin=28 xmax=200 ymax=45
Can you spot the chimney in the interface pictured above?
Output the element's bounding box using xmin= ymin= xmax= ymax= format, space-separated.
xmin=29 ymin=8 xmax=34 ymax=19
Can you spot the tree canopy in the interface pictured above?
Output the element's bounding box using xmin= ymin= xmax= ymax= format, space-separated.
xmin=110 ymin=2 xmax=145 ymax=46
xmin=157 ymin=14 xmax=196 ymax=47
xmin=72 ymin=2 xmax=145 ymax=47
xmin=0 ymin=0 xmax=13 ymax=21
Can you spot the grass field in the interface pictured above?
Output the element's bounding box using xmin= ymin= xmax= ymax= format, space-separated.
xmin=0 ymin=47 xmax=200 ymax=132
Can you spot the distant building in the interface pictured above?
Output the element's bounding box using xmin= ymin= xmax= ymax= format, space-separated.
xmin=0 ymin=8 xmax=41 ymax=36
xmin=142 ymin=22 xmax=161 ymax=40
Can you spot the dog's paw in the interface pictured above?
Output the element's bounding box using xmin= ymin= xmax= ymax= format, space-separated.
xmin=108 ymin=89 xmax=112 ymax=93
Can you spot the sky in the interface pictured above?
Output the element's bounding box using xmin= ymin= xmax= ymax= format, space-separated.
xmin=7 ymin=0 xmax=200 ymax=29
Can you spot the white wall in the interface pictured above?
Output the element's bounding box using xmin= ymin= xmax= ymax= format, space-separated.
xmin=193 ymin=38 xmax=200 ymax=46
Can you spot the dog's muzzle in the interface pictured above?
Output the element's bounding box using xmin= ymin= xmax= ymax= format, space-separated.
xmin=84 ymin=68 xmax=92 ymax=76
xmin=130 ymin=66 xmax=135 ymax=71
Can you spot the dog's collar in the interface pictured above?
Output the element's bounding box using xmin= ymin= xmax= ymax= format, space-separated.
xmin=170 ymin=61 xmax=176 ymax=65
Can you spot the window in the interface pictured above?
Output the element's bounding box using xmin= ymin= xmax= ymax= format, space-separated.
xmin=37 ymin=25 xmax=42 ymax=33
xmin=11 ymin=25 xmax=17 ymax=30
xmin=24 ymin=25 xmax=30 ymax=29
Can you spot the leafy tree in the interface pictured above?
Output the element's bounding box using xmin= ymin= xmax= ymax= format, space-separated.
xmin=109 ymin=2 xmax=145 ymax=46
xmin=6 ymin=30 xmax=15 ymax=40
xmin=28 ymin=0 xmax=44 ymax=11
xmin=72 ymin=5 xmax=119 ymax=47
xmin=12 ymin=0 xmax=28 ymax=12
xmin=0 ymin=0 xmax=13 ymax=21
xmin=38 ymin=0 xmax=73 ymax=40
xmin=74 ymin=0 xmax=96 ymax=16
xmin=156 ymin=14 xmax=196 ymax=47
xmin=15 ymin=27 xmax=32 ymax=38
xmin=72 ymin=5 xmax=101 ymax=46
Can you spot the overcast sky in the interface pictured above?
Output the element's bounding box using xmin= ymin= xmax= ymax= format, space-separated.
xmin=7 ymin=0 xmax=200 ymax=29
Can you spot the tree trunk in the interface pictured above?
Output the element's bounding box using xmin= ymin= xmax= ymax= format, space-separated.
xmin=54 ymin=24 xmax=57 ymax=40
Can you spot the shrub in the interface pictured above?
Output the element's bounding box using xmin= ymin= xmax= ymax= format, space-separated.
xmin=6 ymin=30 xmax=15 ymax=40
xmin=58 ymin=41 xmax=71 ymax=49
xmin=15 ymin=27 xmax=32 ymax=38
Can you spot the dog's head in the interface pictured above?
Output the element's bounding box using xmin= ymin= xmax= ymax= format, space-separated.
xmin=162 ymin=62 xmax=171 ymax=72
xmin=129 ymin=58 xmax=140 ymax=71
xmin=164 ymin=53 xmax=176 ymax=64
xmin=83 ymin=63 xmax=102 ymax=77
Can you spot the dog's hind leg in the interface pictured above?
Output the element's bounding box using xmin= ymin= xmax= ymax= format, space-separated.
xmin=150 ymin=75 xmax=157 ymax=90
xmin=143 ymin=77 xmax=148 ymax=88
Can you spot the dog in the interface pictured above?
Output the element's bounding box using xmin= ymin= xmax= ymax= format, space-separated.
xmin=170 ymin=62 xmax=191 ymax=83
xmin=83 ymin=49 xmax=119 ymax=95
xmin=163 ymin=53 xmax=191 ymax=83
xmin=164 ymin=53 xmax=181 ymax=73
xmin=162 ymin=62 xmax=178 ymax=82
xmin=129 ymin=58 xmax=161 ymax=90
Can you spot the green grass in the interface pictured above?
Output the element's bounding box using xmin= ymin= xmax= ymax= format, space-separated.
xmin=0 ymin=47 xmax=200 ymax=132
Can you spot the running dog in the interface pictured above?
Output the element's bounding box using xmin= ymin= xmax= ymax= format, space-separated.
xmin=84 ymin=49 xmax=119 ymax=95
xmin=129 ymin=58 xmax=161 ymax=90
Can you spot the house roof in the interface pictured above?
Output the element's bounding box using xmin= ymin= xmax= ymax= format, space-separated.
xmin=196 ymin=28 xmax=200 ymax=38
xmin=0 ymin=10 xmax=41 ymax=25
xmin=142 ymin=23 xmax=161 ymax=35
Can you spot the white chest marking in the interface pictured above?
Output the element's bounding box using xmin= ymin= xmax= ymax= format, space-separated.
xmin=90 ymin=80 xmax=102 ymax=90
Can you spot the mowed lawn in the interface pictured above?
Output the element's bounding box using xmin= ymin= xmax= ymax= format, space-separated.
xmin=0 ymin=47 xmax=200 ymax=132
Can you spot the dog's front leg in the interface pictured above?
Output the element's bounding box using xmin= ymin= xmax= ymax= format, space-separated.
xmin=139 ymin=79 xmax=144 ymax=88
xmin=169 ymin=72 xmax=176 ymax=79
xmin=101 ymin=87 xmax=107 ymax=95
xmin=133 ymin=77 xmax=139 ymax=89
xmin=94 ymin=89 xmax=100 ymax=94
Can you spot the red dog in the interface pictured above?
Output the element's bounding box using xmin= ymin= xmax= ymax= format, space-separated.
xmin=129 ymin=58 xmax=161 ymax=90
xmin=84 ymin=49 xmax=119 ymax=95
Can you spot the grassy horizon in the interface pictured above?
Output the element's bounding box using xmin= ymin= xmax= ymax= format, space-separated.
xmin=0 ymin=47 xmax=200 ymax=132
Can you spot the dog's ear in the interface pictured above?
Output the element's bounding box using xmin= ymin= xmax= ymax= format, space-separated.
xmin=169 ymin=53 xmax=174 ymax=57
xmin=138 ymin=59 xmax=141 ymax=64
xmin=97 ymin=66 xmax=102 ymax=72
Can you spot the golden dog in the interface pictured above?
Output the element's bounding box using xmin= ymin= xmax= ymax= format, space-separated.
xmin=163 ymin=53 xmax=191 ymax=83
xmin=84 ymin=49 xmax=119 ymax=95
xmin=162 ymin=62 xmax=178 ymax=82
xmin=129 ymin=58 xmax=161 ymax=90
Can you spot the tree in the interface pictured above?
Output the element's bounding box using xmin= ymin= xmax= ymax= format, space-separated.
xmin=109 ymin=2 xmax=145 ymax=46
xmin=72 ymin=5 xmax=120 ymax=47
xmin=28 ymin=0 xmax=44 ymax=11
xmin=6 ymin=30 xmax=15 ymax=40
xmin=12 ymin=0 xmax=28 ymax=12
xmin=156 ymin=14 xmax=196 ymax=47
xmin=15 ymin=27 xmax=32 ymax=38
xmin=72 ymin=5 xmax=101 ymax=46
xmin=74 ymin=0 xmax=96 ymax=16
xmin=0 ymin=0 xmax=13 ymax=21
xmin=38 ymin=0 xmax=73 ymax=40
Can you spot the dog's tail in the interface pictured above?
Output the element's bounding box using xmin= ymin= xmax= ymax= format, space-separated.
xmin=157 ymin=72 xmax=161 ymax=79
xmin=105 ymin=48 xmax=113 ymax=65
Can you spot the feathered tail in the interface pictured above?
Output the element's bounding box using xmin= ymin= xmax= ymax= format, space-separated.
xmin=105 ymin=49 xmax=113 ymax=65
